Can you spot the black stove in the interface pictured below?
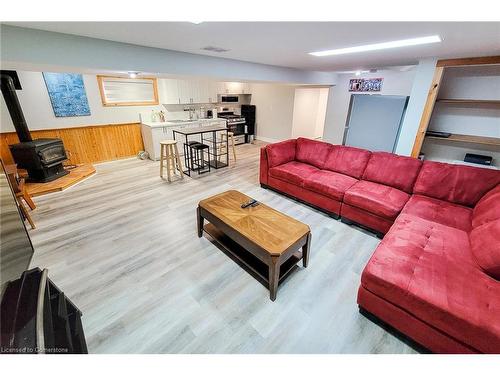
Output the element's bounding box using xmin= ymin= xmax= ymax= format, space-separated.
xmin=217 ymin=112 xmax=246 ymax=125
xmin=217 ymin=111 xmax=246 ymax=141
xmin=1 ymin=72 xmax=68 ymax=182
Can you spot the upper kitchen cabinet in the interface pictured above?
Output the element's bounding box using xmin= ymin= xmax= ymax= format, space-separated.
xmin=163 ymin=79 xmax=181 ymax=104
xmin=217 ymin=82 xmax=252 ymax=95
xmin=161 ymin=79 xmax=218 ymax=104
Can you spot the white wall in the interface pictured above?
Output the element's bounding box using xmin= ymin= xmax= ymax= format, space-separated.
xmin=395 ymin=59 xmax=438 ymax=155
xmin=314 ymin=88 xmax=330 ymax=139
xmin=322 ymin=68 xmax=416 ymax=145
xmin=291 ymin=87 xmax=329 ymax=139
xmin=0 ymin=71 xmax=164 ymax=132
xmin=250 ymin=84 xmax=296 ymax=143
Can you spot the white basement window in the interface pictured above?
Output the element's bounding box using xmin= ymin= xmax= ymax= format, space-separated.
xmin=97 ymin=76 xmax=159 ymax=106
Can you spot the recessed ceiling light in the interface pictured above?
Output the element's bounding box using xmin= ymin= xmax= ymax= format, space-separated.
xmin=309 ymin=35 xmax=442 ymax=57
xmin=128 ymin=71 xmax=139 ymax=78
xmin=189 ymin=21 xmax=204 ymax=24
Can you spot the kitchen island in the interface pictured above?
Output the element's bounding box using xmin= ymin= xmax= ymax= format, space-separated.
xmin=173 ymin=125 xmax=229 ymax=176
xmin=141 ymin=118 xmax=226 ymax=160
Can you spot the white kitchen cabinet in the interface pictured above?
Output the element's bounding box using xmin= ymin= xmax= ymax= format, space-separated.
xmin=163 ymin=79 xmax=181 ymax=104
xmin=241 ymin=82 xmax=251 ymax=94
xmin=197 ymin=81 xmax=217 ymax=104
xmin=216 ymin=82 xmax=251 ymax=95
xmin=161 ymin=79 xmax=220 ymax=104
xmin=207 ymin=81 xmax=218 ymax=103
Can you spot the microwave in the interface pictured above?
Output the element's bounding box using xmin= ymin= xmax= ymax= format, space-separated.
xmin=219 ymin=95 xmax=239 ymax=103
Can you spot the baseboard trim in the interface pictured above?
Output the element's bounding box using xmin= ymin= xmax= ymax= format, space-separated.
xmin=254 ymin=136 xmax=284 ymax=144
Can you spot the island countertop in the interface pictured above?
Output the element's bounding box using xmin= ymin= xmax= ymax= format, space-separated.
xmin=141 ymin=118 xmax=225 ymax=128
xmin=172 ymin=125 xmax=228 ymax=136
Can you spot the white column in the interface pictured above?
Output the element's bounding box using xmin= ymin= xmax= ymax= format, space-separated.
xmin=394 ymin=58 xmax=438 ymax=156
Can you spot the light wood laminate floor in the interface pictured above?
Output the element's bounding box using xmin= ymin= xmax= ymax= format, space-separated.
xmin=27 ymin=142 xmax=416 ymax=354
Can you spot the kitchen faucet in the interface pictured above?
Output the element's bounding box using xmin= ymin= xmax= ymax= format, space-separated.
xmin=185 ymin=106 xmax=198 ymax=120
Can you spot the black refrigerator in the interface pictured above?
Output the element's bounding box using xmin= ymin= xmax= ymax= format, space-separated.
xmin=241 ymin=105 xmax=256 ymax=143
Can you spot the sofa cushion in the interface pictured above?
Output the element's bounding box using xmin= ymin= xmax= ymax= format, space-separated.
xmin=470 ymin=219 xmax=500 ymax=280
xmin=303 ymin=170 xmax=358 ymax=201
xmin=266 ymin=139 xmax=297 ymax=168
xmin=413 ymin=161 xmax=500 ymax=207
xmin=343 ymin=180 xmax=410 ymax=220
xmin=473 ymin=184 xmax=500 ymax=228
xmin=295 ymin=137 xmax=332 ymax=169
xmin=268 ymin=161 xmax=319 ymax=186
xmin=323 ymin=145 xmax=371 ymax=179
xmin=362 ymin=213 xmax=500 ymax=353
xmin=401 ymin=194 xmax=472 ymax=232
xmin=362 ymin=152 xmax=422 ymax=193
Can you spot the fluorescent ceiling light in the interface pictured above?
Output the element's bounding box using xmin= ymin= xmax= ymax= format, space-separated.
xmin=337 ymin=70 xmax=370 ymax=75
xmin=309 ymin=35 xmax=441 ymax=57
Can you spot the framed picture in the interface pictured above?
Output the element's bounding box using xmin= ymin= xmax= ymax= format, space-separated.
xmin=43 ymin=72 xmax=91 ymax=117
xmin=349 ymin=78 xmax=383 ymax=92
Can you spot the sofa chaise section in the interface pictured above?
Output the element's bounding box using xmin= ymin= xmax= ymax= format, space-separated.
xmin=359 ymin=173 xmax=500 ymax=353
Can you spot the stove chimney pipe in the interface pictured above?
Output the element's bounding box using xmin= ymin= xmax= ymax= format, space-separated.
xmin=0 ymin=73 xmax=33 ymax=142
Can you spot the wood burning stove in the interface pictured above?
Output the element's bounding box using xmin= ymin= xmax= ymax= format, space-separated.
xmin=1 ymin=71 xmax=69 ymax=183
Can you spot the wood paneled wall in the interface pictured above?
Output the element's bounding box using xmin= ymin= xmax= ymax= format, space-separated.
xmin=0 ymin=123 xmax=144 ymax=165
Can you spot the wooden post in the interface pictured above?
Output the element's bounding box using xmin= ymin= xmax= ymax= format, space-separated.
xmin=410 ymin=66 xmax=444 ymax=158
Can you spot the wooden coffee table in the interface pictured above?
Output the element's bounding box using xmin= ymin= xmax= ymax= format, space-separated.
xmin=197 ymin=190 xmax=311 ymax=301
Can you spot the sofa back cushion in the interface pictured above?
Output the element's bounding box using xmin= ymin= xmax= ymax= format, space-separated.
xmin=323 ymin=145 xmax=371 ymax=179
xmin=266 ymin=139 xmax=297 ymax=168
xmin=469 ymin=219 xmax=500 ymax=280
xmin=362 ymin=152 xmax=422 ymax=193
xmin=295 ymin=137 xmax=332 ymax=169
xmin=413 ymin=161 xmax=500 ymax=207
xmin=472 ymin=184 xmax=500 ymax=228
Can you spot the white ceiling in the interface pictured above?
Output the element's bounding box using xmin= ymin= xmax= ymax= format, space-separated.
xmin=5 ymin=22 xmax=500 ymax=71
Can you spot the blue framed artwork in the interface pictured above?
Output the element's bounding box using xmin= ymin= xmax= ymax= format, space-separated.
xmin=43 ymin=72 xmax=91 ymax=117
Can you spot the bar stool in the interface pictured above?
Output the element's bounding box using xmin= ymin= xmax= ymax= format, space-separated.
xmin=218 ymin=131 xmax=237 ymax=163
xmin=184 ymin=140 xmax=201 ymax=171
xmin=160 ymin=140 xmax=184 ymax=182
xmin=190 ymin=143 xmax=211 ymax=174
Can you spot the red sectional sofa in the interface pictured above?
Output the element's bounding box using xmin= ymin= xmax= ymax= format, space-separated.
xmin=260 ymin=137 xmax=500 ymax=353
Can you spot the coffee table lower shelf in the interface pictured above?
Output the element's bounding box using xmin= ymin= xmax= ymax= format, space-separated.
xmin=203 ymin=223 xmax=302 ymax=289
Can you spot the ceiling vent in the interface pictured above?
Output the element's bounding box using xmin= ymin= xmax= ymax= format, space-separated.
xmin=201 ymin=46 xmax=230 ymax=53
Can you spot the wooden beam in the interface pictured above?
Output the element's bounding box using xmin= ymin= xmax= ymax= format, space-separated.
xmin=410 ymin=67 xmax=445 ymax=158
xmin=437 ymin=55 xmax=500 ymax=67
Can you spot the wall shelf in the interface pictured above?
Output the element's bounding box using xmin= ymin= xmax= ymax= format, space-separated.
xmin=436 ymin=98 xmax=500 ymax=105
xmin=425 ymin=133 xmax=500 ymax=146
